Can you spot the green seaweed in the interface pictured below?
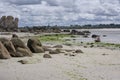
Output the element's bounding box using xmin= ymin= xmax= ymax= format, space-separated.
xmin=39 ymin=34 xmax=72 ymax=42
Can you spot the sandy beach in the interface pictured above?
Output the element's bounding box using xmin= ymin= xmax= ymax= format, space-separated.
xmin=0 ymin=32 xmax=120 ymax=80
xmin=0 ymin=0 xmax=120 ymax=79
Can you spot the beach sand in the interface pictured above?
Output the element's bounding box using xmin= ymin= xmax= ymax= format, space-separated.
xmin=0 ymin=45 xmax=120 ymax=80
xmin=0 ymin=32 xmax=120 ymax=80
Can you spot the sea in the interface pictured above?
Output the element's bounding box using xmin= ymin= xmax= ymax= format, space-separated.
xmin=75 ymin=28 xmax=120 ymax=44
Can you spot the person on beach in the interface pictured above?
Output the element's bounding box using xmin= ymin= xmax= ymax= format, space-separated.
xmin=95 ymin=36 xmax=101 ymax=42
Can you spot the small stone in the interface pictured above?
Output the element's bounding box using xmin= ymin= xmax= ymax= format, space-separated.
xmin=18 ymin=58 xmax=40 ymax=64
xmin=84 ymin=46 xmax=87 ymax=48
xmin=18 ymin=60 xmax=28 ymax=64
xmin=49 ymin=50 xmax=59 ymax=54
xmin=55 ymin=48 xmax=62 ymax=53
xmin=42 ymin=46 xmax=52 ymax=51
xmin=75 ymin=49 xmax=83 ymax=53
xmin=53 ymin=45 xmax=63 ymax=48
xmin=65 ymin=49 xmax=74 ymax=52
xmin=64 ymin=53 xmax=68 ymax=55
xmin=102 ymin=53 xmax=108 ymax=56
xmin=90 ymin=45 xmax=94 ymax=48
xmin=43 ymin=54 xmax=52 ymax=58
xmin=69 ymin=53 xmax=76 ymax=56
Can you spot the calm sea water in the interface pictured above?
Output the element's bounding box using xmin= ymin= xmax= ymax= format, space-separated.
xmin=76 ymin=29 xmax=120 ymax=44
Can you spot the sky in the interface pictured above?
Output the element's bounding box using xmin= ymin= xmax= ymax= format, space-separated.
xmin=0 ymin=0 xmax=120 ymax=27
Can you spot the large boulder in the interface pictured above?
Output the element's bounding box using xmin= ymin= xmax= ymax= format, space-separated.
xmin=16 ymin=47 xmax=32 ymax=57
xmin=0 ymin=41 xmax=11 ymax=59
xmin=32 ymin=46 xmax=44 ymax=53
xmin=0 ymin=38 xmax=16 ymax=57
xmin=11 ymin=38 xmax=26 ymax=48
xmin=11 ymin=38 xmax=32 ymax=57
xmin=27 ymin=38 xmax=44 ymax=53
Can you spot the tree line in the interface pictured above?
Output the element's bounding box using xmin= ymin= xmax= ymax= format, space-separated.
xmin=19 ymin=23 xmax=120 ymax=30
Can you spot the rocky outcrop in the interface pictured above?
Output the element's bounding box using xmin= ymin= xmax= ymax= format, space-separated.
xmin=11 ymin=38 xmax=32 ymax=57
xmin=0 ymin=16 xmax=18 ymax=31
xmin=27 ymin=38 xmax=44 ymax=53
xmin=0 ymin=38 xmax=16 ymax=57
xmin=70 ymin=30 xmax=91 ymax=36
xmin=70 ymin=30 xmax=85 ymax=35
xmin=0 ymin=41 xmax=11 ymax=59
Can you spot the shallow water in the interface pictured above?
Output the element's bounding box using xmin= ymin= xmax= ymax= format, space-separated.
xmin=76 ymin=29 xmax=120 ymax=44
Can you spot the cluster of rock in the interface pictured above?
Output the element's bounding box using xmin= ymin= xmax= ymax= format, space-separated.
xmin=70 ymin=30 xmax=91 ymax=35
xmin=0 ymin=16 xmax=18 ymax=32
xmin=0 ymin=34 xmax=60 ymax=59
xmin=0 ymin=35 xmax=31 ymax=59
xmin=68 ymin=30 xmax=91 ymax=38
xmin=0 ymin=34 xmax=84 ymax=60
xmin=0 ymin=34 xmax=47 ymax=59
xmin=27 ymin=38 xmax=44 ymax=53
xmin=19 ymin=27 xmax=61 ymax=33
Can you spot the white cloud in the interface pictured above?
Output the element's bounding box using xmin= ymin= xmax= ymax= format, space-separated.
xmin=0 ymin=0 xmax=120 ymax=26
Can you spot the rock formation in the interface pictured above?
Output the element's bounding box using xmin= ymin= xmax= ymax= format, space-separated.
xmin=27 ymin=38 xmax=45 ymax=53
xmin=0 ymin=16 xmax=19 ymax=31
xmin=0 ymin=38 xmax=16 ymax=57
xmin=11 ymin=37 xmax=33 ymax=57
xmin=0 ymin=41 xmax=11 ymax=59
xmin=0 ymin=34 xmax=34 ymax=59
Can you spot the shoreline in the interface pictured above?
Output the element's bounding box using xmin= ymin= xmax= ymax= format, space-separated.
xmin=0 ymin=32 xmax=120 ymax=80
xmin=0 ymin=32 xmax=120 ymax=50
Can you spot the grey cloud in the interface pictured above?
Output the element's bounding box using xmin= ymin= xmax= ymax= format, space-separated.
xmin=4 ymin=0 xmax=42 ymax=5
xmin=91 ymin=7 xmax=119 ymax=17
xmin=0 ymin=0 xmax=120 ymax=26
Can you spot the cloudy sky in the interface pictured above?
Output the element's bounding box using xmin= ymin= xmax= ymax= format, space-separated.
xmin=0 ymin=0 xmax=120 ymax=26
